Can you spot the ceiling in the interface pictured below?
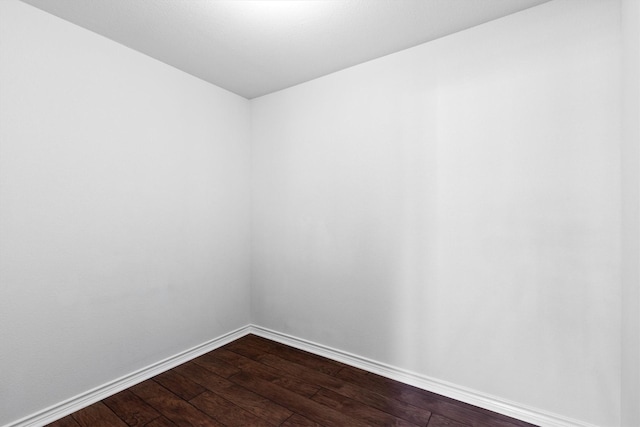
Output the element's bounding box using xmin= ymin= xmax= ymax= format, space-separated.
xmin=20 ymin=0 xmax=551 ymax=99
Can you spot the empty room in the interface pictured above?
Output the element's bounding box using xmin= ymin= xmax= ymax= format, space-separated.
xmin=1 ymin=0 xmax=639 ymax=426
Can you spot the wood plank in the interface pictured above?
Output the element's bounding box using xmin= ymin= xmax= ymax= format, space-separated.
xmin=189 ymin=390 xmax=275 ymax=427
xmin=310 ymin=387 xmax=421 ymax=427
xmin=229 ymin=371 xmax=370 ymax=427
xmin=223 ymin=339 xmax=269 ymax=359
xmin=129 ymin=379 xmax=222 ymax=427
xmin=191 ymin=352 xmax=241 ymax=379
xmin=428 ymin=414 xmax=471 ymax=427
xmin=143 ymin=417 xmax=178 ymax=427
xmin=209 ymin=348 xmax=320 ymax=397
xmin=336 ymin=366 xmax=529 ymax=427
xmin=173 ymin=361 xmax=293 ymax=425
xmin=71 ymin=402 xmax=128 ymax=427
xmin=280 ymin=414 xmax=324 ymax=427
xmin=103 ymin=389 xmax=160 ymax=426
xmin=256 ymin=353 xmax=432 ymax=426
xmin=45 ymin=415 xmax=81 ymax=427
xmin=154 ymin=369 xmax=206 ymax=401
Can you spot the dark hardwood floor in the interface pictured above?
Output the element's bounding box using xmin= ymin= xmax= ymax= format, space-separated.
xmin=46 ymin=334 xmax=537 ymax=427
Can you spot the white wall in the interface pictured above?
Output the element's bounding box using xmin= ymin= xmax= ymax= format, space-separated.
xmin=0 ymin=1 xmax=251 ymax=425
xmin=621 ymin=0 xmax=640 ymax=425
xmin=251 ymin=1 xmax=621 ymax=425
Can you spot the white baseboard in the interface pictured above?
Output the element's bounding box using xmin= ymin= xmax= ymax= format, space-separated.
xmin=5 ymin=325 xmax=252 ymax=427
xmin=6 ymin=324 xmax=598 ymax=427
xmin=249 ymin=325 xmax=600 ymax=427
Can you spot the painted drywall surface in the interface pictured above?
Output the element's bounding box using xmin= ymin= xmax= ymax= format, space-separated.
xmin=0 ymin=1 xmax=251 ymax=424
xmin=621 ymin=0 xmax=640 ymax=425
xmin=251 ymin=0 xmax=621 ymax=425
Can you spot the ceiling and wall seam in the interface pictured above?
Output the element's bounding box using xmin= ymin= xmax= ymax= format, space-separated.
xmin=19 ymin=0 xmax=552 ymax=99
